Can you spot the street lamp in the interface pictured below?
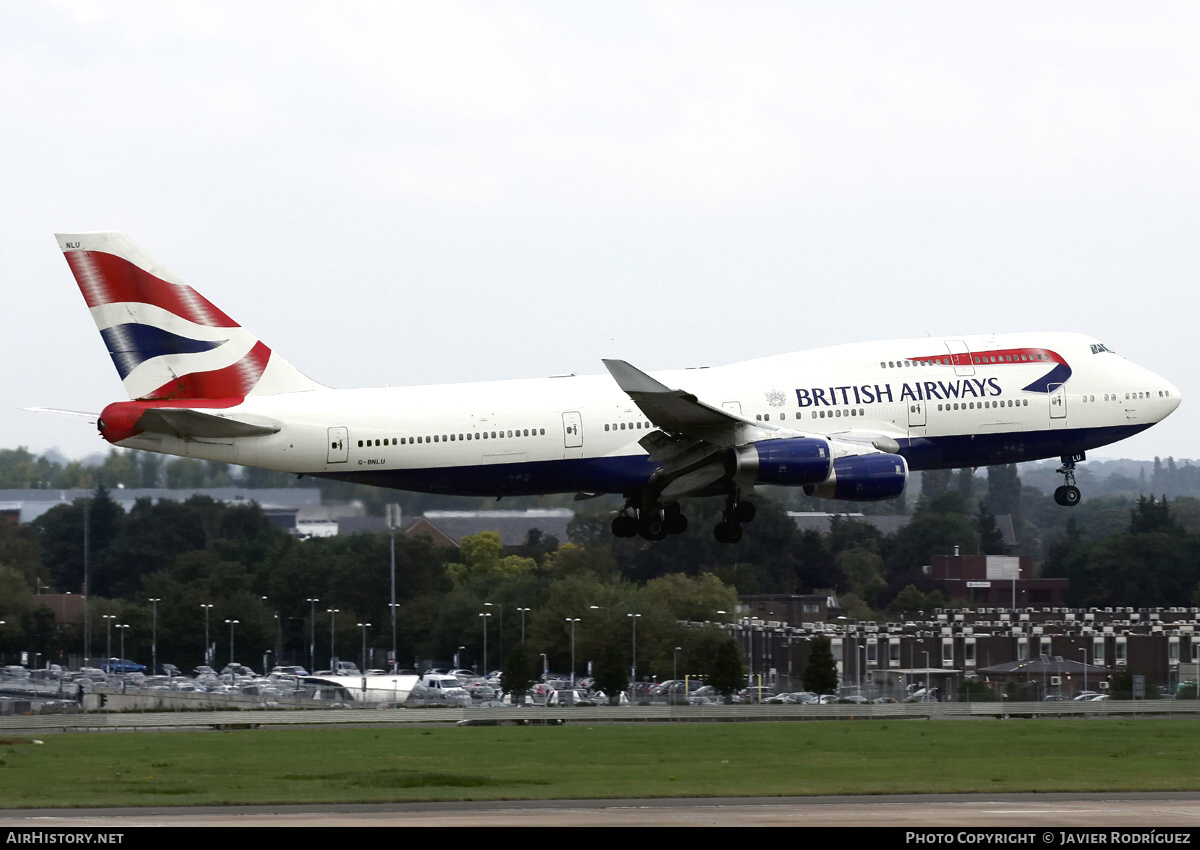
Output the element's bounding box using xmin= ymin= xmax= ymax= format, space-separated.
xmin=517 ymin=608 xmax=531 ymax=643
xmin=148 ymin=598 xmax=161 ymax=675
xmin=909 ymin=638 xmax=924 ymax=697
xmin=388 ymin=603 xmax=400 ymax=672
xmin=479 ymin=612 xmax=492 ymax=674
xmin=307 ymin=598 xmax=319 ymax=674
xmin=327 ymin=608 xmax=340 ymax=670
xmin=484 ymin=603 xmax=502 ymax=669
xmin=102 ymin=614 xmax=116 ymax=663
xmin=565 ymin=618 xmax=581 ymax=688
xmin=628 ymin=613 xmax=641 ymax=687
xmin=114 ymin=623 xmax=129 ymax=687
xmin=200 ymin=604 xmax=214 ymax=667
xmin=225 ymin=619 xmax=239 ymax=668
xmin=358 ymin=622 xmax=371 ymax=673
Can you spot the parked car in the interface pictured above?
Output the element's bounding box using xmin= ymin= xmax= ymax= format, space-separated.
xmin=271 ymin=665 xmax=309 ymax=677
xmin=102 ymin=658 xmax=146 ymax=674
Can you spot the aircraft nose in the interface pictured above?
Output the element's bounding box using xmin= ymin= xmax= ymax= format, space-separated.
xmin=1166 ymin=380 xmax=1182 ymax=412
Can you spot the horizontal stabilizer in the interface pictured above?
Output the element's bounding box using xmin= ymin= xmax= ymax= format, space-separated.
xmin=136 ymin=408 xmax=281 ymax=440
xmin=24 ymin=407 xmax=99 ymax=422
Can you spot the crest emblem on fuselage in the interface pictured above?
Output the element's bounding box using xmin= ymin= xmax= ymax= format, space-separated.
xmin=765 ymin=389 xmax=786 ymax=407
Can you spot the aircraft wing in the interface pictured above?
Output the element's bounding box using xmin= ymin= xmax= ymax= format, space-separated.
xmin=601 ymin=359 xmax=755 ymax=446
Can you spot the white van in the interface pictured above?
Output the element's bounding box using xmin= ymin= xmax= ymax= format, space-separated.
xmin=419 ymin=673 xmax=471 ymax=704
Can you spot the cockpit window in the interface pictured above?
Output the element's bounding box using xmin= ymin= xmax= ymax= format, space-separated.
xmin=1090 ymin=343 xmax=1116 ymax=354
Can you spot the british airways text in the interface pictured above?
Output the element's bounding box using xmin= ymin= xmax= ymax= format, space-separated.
xmin=795 ymin=378 xmax=1003 ymax=407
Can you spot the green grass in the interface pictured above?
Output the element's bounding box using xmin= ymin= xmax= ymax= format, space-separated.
xmin=1 ymin=718 xmax=1199 ymax=808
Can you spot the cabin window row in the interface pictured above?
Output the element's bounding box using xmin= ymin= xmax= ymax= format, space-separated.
xmin=809 ymin=409 xmax=867 ymax=418
xmin=605 ymin=422 xmax=651 ymax=431
xmin=936 ymin=399 xmax=1029 ymax=411
xmin=356 ymin=428 xmax=546 ymax=448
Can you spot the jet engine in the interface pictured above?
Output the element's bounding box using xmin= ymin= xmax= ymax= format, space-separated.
xmin=804 ymin=453 xmax=908 ymax=501
xmin=734 ymin=437 xmax=833 ymax=486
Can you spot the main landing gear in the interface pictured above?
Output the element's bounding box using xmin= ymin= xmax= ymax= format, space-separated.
xmin=611 ymin=492 xmax=756 ymax=543
xmin=612 ymin=501 xmax=688 ymax=541
xmin=714 ymin=492 xmax=755 ymax=544
xmin=1054 ymin=453 xmax=1083 ymax=507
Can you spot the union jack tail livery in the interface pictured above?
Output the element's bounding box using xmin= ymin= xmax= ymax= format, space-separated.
xmin=56 ymin=232 xmax=320 ymax=401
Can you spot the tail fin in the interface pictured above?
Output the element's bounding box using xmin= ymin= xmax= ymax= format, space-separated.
xmin=56 ymin=232 xmax=322 ymax=401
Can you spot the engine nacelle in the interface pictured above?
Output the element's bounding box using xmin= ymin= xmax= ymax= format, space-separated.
xmin=734 ymin=437 xmax=833 ymax=486
xmin=804 ymin=453 xmax=908 ymax=501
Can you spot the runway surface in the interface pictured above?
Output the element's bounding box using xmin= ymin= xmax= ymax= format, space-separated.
xmin=4 ymin=793 xmax=1200 ymax=827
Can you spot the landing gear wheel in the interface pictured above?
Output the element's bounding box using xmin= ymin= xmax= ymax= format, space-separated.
xmin=664 ymin=506 xmax=688 ymax=535
xmin=714 ymin=521 xmax=742 ymax=544
xmin=733 ymin=501 xmax=756 ymax=524
xmin=639 ymin=515 xmax=667 ymax=541
xmin=1054 ymin=454 xmax=1083 ymax=508
xmin=612 ymin=514 xmax=638 ymax=538
xmin=1054 ymin=485 xmax=1081 ymax=507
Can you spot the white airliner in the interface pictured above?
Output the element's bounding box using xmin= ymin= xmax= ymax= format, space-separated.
xmin=48 ymin=232 xmax=1181 ymax=543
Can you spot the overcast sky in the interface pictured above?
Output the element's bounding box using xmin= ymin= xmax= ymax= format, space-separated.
xmin=4 ymin=1 xmax=1198 ymax=465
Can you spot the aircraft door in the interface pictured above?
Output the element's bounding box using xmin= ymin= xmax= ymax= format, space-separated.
xmin=722 ymin=401 xmax=742 ymax=415
xmin=1048 ymin=383 xmax=1067 ymax=427
xmin=907 ymin=400 xmax=927 ymax=428
xmin=945 ymin=340 xmax=975 ymax=377
xmin=562 ymin=412 xmax=584 ymax=448
xmin=327 ymin=427 xmax=349 ymax=463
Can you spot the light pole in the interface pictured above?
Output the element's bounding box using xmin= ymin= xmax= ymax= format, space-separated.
xmin=307 ymin=598 xmax=319 ymax=674
xmin=327 ymin=608 xmax=339 ymax=670
xmin=387 ymin=503 xmax=400 ymax=677
xmin=148 ymin=598 xmax=160 ymax=675
xmin=225 ymin=619 xmax=239 ymax=668
xmin=628 ymin=613 xmax=641 ymax=688
xmin=479 ymin=612 xmax=492 ymax=674
xmin=114 ymin=623 xmax=129 ymax=688
xmin=200 ymin=604 xmax=213 ymax=667
xmin=82 ymin=497 xmax=90 ymax=668
xmin=673 ymin=646 xmax=682 ymax=687
xmin=484 ymin=603 xmax=502 ymax=671
xmin=455 ymin=646 xmax=465 ymax=668
xmin=102 ymin=614 xmax=115 ymax=664
xmin=517 ymin=607 xmax=530 ymax=644
xmin=565 ymin=618 xmax=580 ymax=688
xmin=358 ymin=622 xmax=371 ymax=673
xmin=909 ymin=638 xmax=924 ymax=697
xmin=1080 ymin=646 xmax=1088 ymax=697
xmin=388 ymin=604 xmax=400 ymax=672
xmin=923 ymin=651 xmax=931 ymax=700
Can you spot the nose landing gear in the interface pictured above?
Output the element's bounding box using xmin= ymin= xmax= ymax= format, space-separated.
xmin=1054 ymin=453 xmax=1084 ymax=507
